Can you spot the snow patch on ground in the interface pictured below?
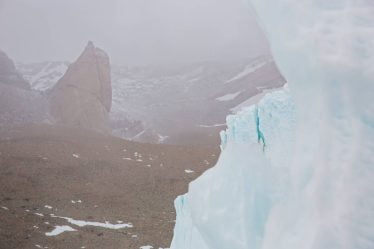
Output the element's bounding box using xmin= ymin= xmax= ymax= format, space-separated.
xmin=131 ymin=130 xmax=146 ymax=140
xmin=157 ymin=134 xmax=169 ymax=143
xmin=225 ymin=61 xmax=269 ymax=83
xmin=231 ymin=88 xmax=280 ymax=113
xmin=45 ymin=225 xmax=76 ymax=236
xmin=51 ymin=215 xmax=133 ymax=229
xmin=215 ymin=92 xmax=241 ymax=101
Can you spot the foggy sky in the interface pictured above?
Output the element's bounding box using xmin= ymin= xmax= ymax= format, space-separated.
xmin=0 ymin=0 xmax=268 ymax=66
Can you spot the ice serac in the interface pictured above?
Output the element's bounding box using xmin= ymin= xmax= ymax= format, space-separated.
xmin=49 ymin=41 xmax=112 ymax=134
xmin=170 ymin=1 xmax=374 ymax=249
xmin=171 ymin=88 xmax=296 ymax=249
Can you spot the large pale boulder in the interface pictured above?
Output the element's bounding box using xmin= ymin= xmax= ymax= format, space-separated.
xmin=49 ymin=42 xmax=112 ymax=134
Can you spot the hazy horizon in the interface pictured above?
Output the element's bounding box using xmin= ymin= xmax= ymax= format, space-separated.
xmin=0 ymin=0 xmax=269 ymax=66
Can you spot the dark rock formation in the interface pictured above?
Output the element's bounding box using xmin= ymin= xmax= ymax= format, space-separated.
xmin=0 ymin=50 xmax=30 ymax=90
xmin=49 ymin=41 xmax=112 ymax=134
xmin=0 ymin=50 xmax=49 ymax=129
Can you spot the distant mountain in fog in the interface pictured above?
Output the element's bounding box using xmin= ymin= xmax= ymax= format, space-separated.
xmin=17 ymin=55 xmax=285 ymax=145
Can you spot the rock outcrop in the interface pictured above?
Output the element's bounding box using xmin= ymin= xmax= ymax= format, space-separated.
xmin=49 ymin=42 xmax=112 ymax=134
xmin=0 ymin=50 xmax=49 ymax=129
xmin=0 ymin=50 xmax=30 ymax=90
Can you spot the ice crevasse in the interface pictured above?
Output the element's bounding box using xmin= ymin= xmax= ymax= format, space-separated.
xmin=170 ymin=1 xmax=374 ymax=249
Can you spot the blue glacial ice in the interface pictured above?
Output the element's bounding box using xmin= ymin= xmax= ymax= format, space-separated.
xmin=170 ymin=1 xmax=374 ymax=249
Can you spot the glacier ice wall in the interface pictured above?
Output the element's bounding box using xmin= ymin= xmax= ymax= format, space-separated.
xmin=170 ymin=1 xmax=374 ymax=249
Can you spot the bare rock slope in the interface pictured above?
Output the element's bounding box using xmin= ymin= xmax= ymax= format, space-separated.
xmin=49 ymin=42 xmax=112 ymax=134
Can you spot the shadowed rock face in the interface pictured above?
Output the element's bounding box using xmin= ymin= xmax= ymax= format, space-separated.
xmin=0 ymin=83 xmax=49 ymax=129
xmin=0 ymin=50 xmax=30 ymax=90
xmin=0 ymin=50 xmax=49 ymax=129
xmin=49 ymin=41 xmax=112 ymax=134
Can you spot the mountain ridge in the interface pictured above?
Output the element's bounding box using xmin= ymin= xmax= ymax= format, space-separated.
xmin=16 ymin=55 xmax=285 ymax=145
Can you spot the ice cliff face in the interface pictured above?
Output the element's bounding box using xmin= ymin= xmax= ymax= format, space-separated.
xmin=170 ymin=1 xmax=374 ymax=249
xmin=171 ymin=87 xmax=296 ymax=249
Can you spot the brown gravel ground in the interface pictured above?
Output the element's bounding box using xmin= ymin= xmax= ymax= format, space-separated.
xmin=0 ymin=124 xmax=220 ymax=249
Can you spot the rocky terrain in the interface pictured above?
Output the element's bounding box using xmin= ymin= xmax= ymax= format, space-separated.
xmin=110 ymin=56 xmax=284 ymax=144
xmin=0 ymin=124 xmax=219 ymax=249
